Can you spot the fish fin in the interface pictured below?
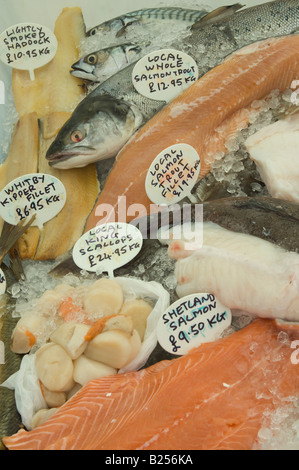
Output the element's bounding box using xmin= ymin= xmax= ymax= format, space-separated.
xmin=191 ymin=3 xmax=245 ymax=29
xmin=0 ymin=215 xmax=36 ymax=265
xmin=49 ymin=253 xmax=80 ymax=278
xmin=116 ymin=19 xmax=141 ymax=37
xmin=8 ymin=247 xmax=26 ymax=282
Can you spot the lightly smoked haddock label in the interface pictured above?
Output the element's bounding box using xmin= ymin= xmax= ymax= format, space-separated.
xmin=0 ymin=173 xmax=66 ymax=229
xmin=132 ymin=48 xmax=199 ymax=102
xmin=145 ymin=143 xmax=201 ymax=205
xmin=72 ymin=222 xmax=143 ymax=276
xmin=0 ymin=22 xmax=57 ymax=80
xmin=157 ymin=293 xmax=232 ymax=355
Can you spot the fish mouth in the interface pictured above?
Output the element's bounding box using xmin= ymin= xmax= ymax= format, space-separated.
xmin=71 ymin=61 xmax=97 ymax=82
xmin=46 ymin=147 xmax=97 ymax=168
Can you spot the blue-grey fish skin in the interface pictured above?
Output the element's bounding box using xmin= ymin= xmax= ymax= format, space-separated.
xmin=48 ymin=0 xmax=299 ymax=168
xmin=86 ymin=7 xmax=211 ymax=36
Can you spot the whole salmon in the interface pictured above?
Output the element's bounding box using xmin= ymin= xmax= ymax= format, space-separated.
xmin=46 ymin=0 xmax=299 ymax=169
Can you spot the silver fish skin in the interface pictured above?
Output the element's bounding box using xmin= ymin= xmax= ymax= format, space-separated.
xmin=47 ymin=0 xmax=299 ymax=169
xmin=71 ymin=43 xmax=143 ymax=83
xmin=86 ymin=7 xmax=212 ymax=37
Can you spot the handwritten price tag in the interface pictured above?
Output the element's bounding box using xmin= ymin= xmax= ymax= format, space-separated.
xmin=145 ymin=143 xmax=200 ymax=205
xmin=132 ymin=48 xmax=198 ymax=102
xmin=157 ymin=293 xmax=232 ymax=355
xmin=0 ymin=269 xmax=6 ymax=295
xmin=0 ymin=173 xmax=66 ymax=229
xmin=73 ymin=223 xmax=143 ymax=276
xmin=0 ymin=23 xmax=57 ymax=80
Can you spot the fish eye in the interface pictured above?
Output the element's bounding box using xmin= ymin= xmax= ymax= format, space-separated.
xmin=71 ymin=130 xmax=84 ymax=143
xmin=90 ymin=28 xmax=97 ymax=36
xmin=87 ymin=54 xmax=98 ymax=65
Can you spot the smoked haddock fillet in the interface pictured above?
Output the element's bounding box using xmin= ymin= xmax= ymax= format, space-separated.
xmin=0 ymin=8 xmax=99 ymax=260
xmin=3 ymin=319 xmax=299 ymax=450
xmin=85 ymin=34 xmax=299 ymax=230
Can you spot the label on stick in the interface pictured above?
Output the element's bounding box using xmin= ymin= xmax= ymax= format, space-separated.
xmin=132 ymin=48 xmax=198 ymax=102
xmin=157 ymin=293 xmax=232 ymax=355
xmin=0 ymin=173 xmax=66 ymax=228
xmin=0 ymin=23 xmax=57 ymax=80
xmin=72 ymin=223 xmax=143 ymax=276
xmin=145 ymin=143 xmax=200 ymax=205
xmin=0 ymin=269 xmax=6 ymax=295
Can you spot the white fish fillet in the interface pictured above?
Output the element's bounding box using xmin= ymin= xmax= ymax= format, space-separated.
xmin=245 ymin=112 xmax=299 ymax=203
xmin=170 ymin=222 xmax=299 ymax=321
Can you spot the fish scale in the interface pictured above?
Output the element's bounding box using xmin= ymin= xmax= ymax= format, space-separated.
xmin=48 ymin=0 xmax=299 ymax=170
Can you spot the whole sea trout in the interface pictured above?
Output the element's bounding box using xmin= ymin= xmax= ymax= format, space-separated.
xmin=47 ymin=0 xmax=299 ymax=169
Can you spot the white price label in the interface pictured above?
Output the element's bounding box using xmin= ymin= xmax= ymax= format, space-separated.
xmin=132 ymin=48 xmax=198 ymax=102
xmin=0 ymin=23 xmax=57 ymax=80
xmin=0 ymin=269 xmax=6 ymax=295
xmin=73 ymin=223 xmax=143 ymax=275
xmin=157 ymin=293 xmax=232 ymax=355
xmin=145 ymin=143 xmax=200 ymax=205
xmin=0 ymin=173 xmax=66 ymax=228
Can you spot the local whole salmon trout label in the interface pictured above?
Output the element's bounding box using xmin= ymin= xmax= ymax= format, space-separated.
xmin=72 ymin=223 xmax=143 ymax=276
xmin=157 ymin=293 xmax=232 ymax=355
xmin=132 ymin=48 xmax=198 ymax=102
xmin=0 ymin=173 xmax=66 ymax=229
xmin=145 ymin=143 xmax=201 ymax=205
xmin=0 ymin=268 xmax=6 ymax=295
xmin=0 ymin=23 xmax=58 ymax=80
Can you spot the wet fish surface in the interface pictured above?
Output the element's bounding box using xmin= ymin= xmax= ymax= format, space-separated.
xmin=47 ymin=0 xmax=299 ymax=169
xmin=86 ymin=6 xmax=217 ymax=37
xmin=3 ymin=319 xmax=299 ymax=450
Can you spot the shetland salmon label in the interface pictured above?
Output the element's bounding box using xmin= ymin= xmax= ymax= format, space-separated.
xmin=145 ymin=143 xmax=200 ymax=205
xmin=0 ymin=23 xmax=57 ymax=80
xmin=0 ymin=173 xmax=66 ymax=229
xmin=157 ymin=293 xmax=232 ymax=355
xmin=72 ymin=223 xmax=143 ymax=276
xmin=0 ymin=268 xmax=6 ymax=295
xmin=132 ymin=48 xmax=198 ymax=102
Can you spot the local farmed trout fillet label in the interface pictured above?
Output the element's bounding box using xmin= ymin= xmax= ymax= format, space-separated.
xmin=145 ymin=143 xmax=201 ymax=205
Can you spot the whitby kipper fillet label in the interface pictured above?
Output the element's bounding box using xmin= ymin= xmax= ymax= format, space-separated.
xmin=0 ymin=173 xmax=66 ymax=229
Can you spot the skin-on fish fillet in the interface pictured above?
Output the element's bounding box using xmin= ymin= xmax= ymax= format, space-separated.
xmin=85 ymin=34 xmax=299 ymax=230
xmin=170 ymin=222 xmax=299 ymax=321
xmin=3 ymin=319 xmax=299 ymax=450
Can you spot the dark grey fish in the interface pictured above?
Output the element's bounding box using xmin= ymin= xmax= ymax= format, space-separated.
xmin=50 ymin=195 xmax=299 ymax=286
xmin=0 ymin=287 xmax=23 ymax=449
xmin=47 ymin=0 xmax=299 ymax=169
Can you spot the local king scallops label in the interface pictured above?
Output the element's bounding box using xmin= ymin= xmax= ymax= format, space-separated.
xmin=145 ymin=143 xmax=201 ymax=205
xmin=0 ymin=174 xmax=66 ymax=228
xmin=73 ymin=223 xmax=143 ymax=276
xmin=0 ymin=23 xmax=57 ymax=80
xmin=132 ymin=48 xmax=198 ymax=102
xmin=157 ymin=293 xmax=232 ymax=355
xmin=0 ymin=269 xmax=6 ymax=295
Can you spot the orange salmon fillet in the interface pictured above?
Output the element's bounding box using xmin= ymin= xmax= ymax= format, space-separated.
xmin=3 ymin=319 xmax=299 ymax=450
xmin=85 ymin=35 xmax=299 ymax=231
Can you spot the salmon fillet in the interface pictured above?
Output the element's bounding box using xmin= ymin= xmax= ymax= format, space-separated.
xmin=3 ymin=319 xmax=299 ymax=450
xmin=85 ymin=34 xmax=299 ymax=231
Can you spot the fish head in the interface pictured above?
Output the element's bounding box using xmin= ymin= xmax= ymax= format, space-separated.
xmin=71 ymin=50 xmax=116 ymax=83
xmin=46 ymin=94 xmax=144 ymax=169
